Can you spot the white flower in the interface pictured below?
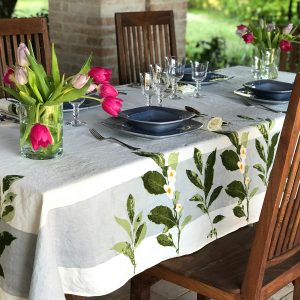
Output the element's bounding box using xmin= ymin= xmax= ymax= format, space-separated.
xmin=175 ymin=203 xmax=183 ymax=213
xmin=240 ymin=145 xmax=247 ymax=160
xmin=207 ymin=117 xmax=223 ymax=131
xmin=237 ymin=161 xmax=245 ymax=174
xmin=244 ymin=176 xmax=251 ymax=187
xmin=164 ymin=184 xmax=174 ymax=199
xmin=283 ymin=24 xmax=293 ymax=35
xmin=167 ymin=167 xmax=176 ymax=184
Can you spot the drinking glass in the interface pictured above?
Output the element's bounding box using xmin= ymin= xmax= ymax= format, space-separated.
xmin=65 ymin=98 xmax=86 ymax=127
xmin=166 ymin=56 xmax=186 ymax=100
xmin=140 ymin=72 xmax=155 ymax=106
xmin=150 ymin=64 xmax=170 ymax=106
xmin=191 ymin=60 xmax=209 ymax=98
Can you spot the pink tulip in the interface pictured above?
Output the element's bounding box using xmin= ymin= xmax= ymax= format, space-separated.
xmin=237 ymin=24 xmax=247 ymax=31
xmin=17 ymin=43 xmax=30 ymax=67
xmin=88 ymin=67 xmax=112 ymax=84
xmin=102 ymin=97 xmax=123 ymax=117
xmin=15 ymin=67 xmax=28 ymax=85
xmin=236 ymin=24 xmax=248 ymax=37
xmin=30 ymin=123 xmax=53 ymax=151
xmin=242 ymin=32 xmax=254 ymax=44
xmin=279 ymin=39 xmax=293 ymax=52
xmin=283 ymin=24 xmax=293 ymax=35
xmin=71 ymin=74 xmax=90 ymax=89
xmin=87 ymin=83 xmax=98 ymax=94
xmin=3 ymin=68 xmax=15 ymax=85
xmin=99 ymin=83 xmax=118 ymax=98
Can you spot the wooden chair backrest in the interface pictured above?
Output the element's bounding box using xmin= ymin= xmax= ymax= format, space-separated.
xmin=115 ymin=10 xmax=177 ymax=84
xmin=242 ymin=73 xmax=300 ymax=298
xmin=0 ymin=17 xmax=50 ymax=97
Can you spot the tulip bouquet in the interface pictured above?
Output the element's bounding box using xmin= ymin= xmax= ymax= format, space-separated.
xmin=1 ymin=42 xmax=123 ymax=159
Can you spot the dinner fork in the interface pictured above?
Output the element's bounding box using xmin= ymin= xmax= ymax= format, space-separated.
xmin=89 ymin=128 xmax=140 ymax=151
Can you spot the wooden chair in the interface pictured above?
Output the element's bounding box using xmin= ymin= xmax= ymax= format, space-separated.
xmin=131 ymin=74 xmax=300 ymax=300
xmin=115 ymin=10 xmax=177 ymax=84
xmin=0 ymin=17 xmax=51 ymax=97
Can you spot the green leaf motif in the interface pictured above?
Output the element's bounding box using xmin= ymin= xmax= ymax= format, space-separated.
xmin=213 ymin=215 xmax=225 ymax=224
xmin=208 ymin=186 xmax=223 ymax=208
xmin=114 ymin=217 xmax=132 ymax=239
xmin=174 ymin=191 xmax=180 ymax=205
xmin=218 ymin=131 xmax=239 ymax=149
xmin=134 ymin=151 xmax=165 ymax=169
xmin=186 ymin=170 xmax=204 ymax=190
xmin=237 ymin=115 xmax=256 ymax=121
xmin=193 ymin=148 xmax=203 ymax=175
xmin=134 ymin=223 xmax=147 ymax=248
xmin=0 ymin=264 xmax=3 ymax=278
xmin=253 ymin=164 xmax=266 ymax=174
xmin=255 ymin=139 xmax=267 ymax=163
xmin=133 ymin=212 xmax=142 ymax=234
xmin=226 ymin=181 xmax=246 ymax=200
xmin=267 ymin=132 xmax=280 ymax=171
xmin=258 ymin=174 xmax=267 ymax=186
xmin=189 ymin=194 xmax=204 ymax=202
xmin=127 ymin=194 xmax=135 ymax=224
xmin=266 ymin=118 xmax=275 ymax=131
xmin=157 ymin=233 xmax=174 ymax=247
xmin=142 ymin=171 xmax=166 ymax=195
xmin=240 ymin=132 xmax=249 ymax=147
xmin=233 ymin=206 xmax=246 ymax=218
xmin=2 ymin=205 xmax=14 ymax=222
xmin=220 ymin=150 xmax=240 ymax=171
xmin=197 ymin=203 xmax=208 ymax=214
xmin=181 ymin=215 xmax=192 ymax=230
xmin=2 ymin=175 xmax=23 ymax=193
xmin=148 ymin=205 xmax=176 ymax=229
xmin=250 ymin=187 xmax=259 ymax=199
xmin=257 ymin=123 xmax=269 ymax=144
xmin=204 ymin=149 xmax=216 ymax=198
xmin=0 ymin=231 xmax=16 ymax=255
xmin=3 ymin=192 xmax=16 ymax=204
xmin=168 ymin=152 xmax=179 ymax=170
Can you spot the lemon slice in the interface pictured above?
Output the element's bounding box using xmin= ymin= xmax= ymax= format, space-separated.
xmin=207 ymin=117 xmax=223 ymax=131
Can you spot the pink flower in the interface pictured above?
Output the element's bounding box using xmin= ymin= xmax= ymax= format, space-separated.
xmin=102 ymin=97 xmax=123 ymax=117
xmin=99 ymin=83 xmax=118 ymax=98
xmin=3 ymin=68 xmax=15 ymax=85
xmin=283 ymin=24 xmax=293 ymax=35
xmin=71 ymin=74 xmax=90 ymax=89
xmin=242 ymin=32 xmax=254 ymax=44
xmin=30 ymin=124 xmax=53 ymax=151
xmin=279 ymin=39 xmax=293 ymax=52
xmin=88 ymin=67 xmax=112 ymax=84
xmin=15 ymin=67 xmax=28 ymax=85
xmin=236 ymin=24 xmax=248 ymax=37
xmin=17 ymin=43 xmax=30 ymax=67
xmin=237 ymin=24 xmax=247 ymax=31
xmin=87 ymin=83 xmax=98 ymax=94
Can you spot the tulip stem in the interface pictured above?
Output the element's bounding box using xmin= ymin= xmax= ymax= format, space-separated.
xmin=35 ymin=103 xmax=41 ymax=123
xmin=82 ymin=95 xmax=103 ymax=103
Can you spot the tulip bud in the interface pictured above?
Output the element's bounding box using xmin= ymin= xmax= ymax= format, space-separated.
xmin=87 ymin=83 xmax=98 ymax=94
xmin=71 ymin=74 xmax=90 ymax=89
xmin=283 ymin=24 xmax=293 ymax=35
xmin=3 ymin=68 xmax=15 ymax=85
xmin=15 ymin=67 xmax=28 ymax=85
xmin=101 ymin=97 xmax=123 ymax=117
xmin=17 ymin=43 xmax=30 ymax=67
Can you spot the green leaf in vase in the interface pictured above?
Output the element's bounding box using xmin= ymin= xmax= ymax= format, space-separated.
xmin=267 ymin=132 xmax=280 ymax=171
xmin=193 ymin=148 xmax=203 ymax=175
xmin=134 ymin=151 xmax=165 ymax=169
xmin=233 ymin=206 xmax=246 ymax=218
xmin=186 ymin=170 xmax=204 ymax=190
xmin=157 ymin=233 xmax=174 ymax=247
xmin=51 ymin=43 xmax=61 ymax=87
xmin=134 ymin=223 xmax=147 ymax=248
xmin=142 ymin=171 xmax=166 ymax=194
xmin=168 ymin=152 xmax=179 ymax=170
xmin=226 ymin=181 xmax=246 ymax=200
xmin=255 ymin=139 xmax=267 ymax=163
xmin=213 ymin=214 xmax=225 ymax=224
xmin=220 ymin=150 xmax=239 ymax=171
xmin=148 ymin=205 xmax=176 ymax=229
xmin=2 ymin=175 xmax=23 ymax=193
xmin=127 ymin=194 xmax=135 ymax=224
xmin=204 ymin=149 xmax=216 ymax=198
xmin=208 ymin=186 xmax=223 ymax=208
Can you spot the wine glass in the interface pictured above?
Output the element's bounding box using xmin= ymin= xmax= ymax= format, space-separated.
xmin=150 ymin=64 xmax=170 ymax=106
xmin=191 ymin=60 xmax=209 ymax=98
xmin=140 ymin=72 xmax=155 ymax=106
xmin=65 ymin=98 xmax=86 ymax=127
xmin=166 ymin=56 xmax=186 ymax=100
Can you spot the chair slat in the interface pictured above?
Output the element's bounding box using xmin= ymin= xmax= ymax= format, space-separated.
xmin=34 ymin=33 xmax=42 ymax=63
xmin=5 ymin=36 xmax=13 ymax=67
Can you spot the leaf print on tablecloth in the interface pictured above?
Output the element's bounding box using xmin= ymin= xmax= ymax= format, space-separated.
xmin=112 ymin=194 xmax=147 ymax=273
xmin=217 ymin=131 xmax=258 ymax=221
xmin=187 ymin=148 xmax=224 ymax=239
xmin=0 ymin=175 xmax=23 ymax=278
xmin=136 ymin=151 xmax=192 ymax=254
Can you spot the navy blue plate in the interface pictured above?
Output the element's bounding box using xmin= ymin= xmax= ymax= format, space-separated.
xmin=243 ymin=80 xmax=292 ymax=101
xmin=119 ymin=106 xmax=195 ymax=133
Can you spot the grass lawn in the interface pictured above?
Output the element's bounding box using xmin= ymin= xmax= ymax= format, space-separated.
xmin=186 ymin=10 xmax=252 ymax=66
xmin=13 ymin=0 xmax=48 ymax=17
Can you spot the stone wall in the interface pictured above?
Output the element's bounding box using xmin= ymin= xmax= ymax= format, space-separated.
xmin=48 ymin=0 xmax=188 ymax=82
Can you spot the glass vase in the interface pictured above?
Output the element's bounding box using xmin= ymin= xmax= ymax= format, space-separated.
xmin=19 ymin=104 xmax=63 ymax=160
xmin=251 ymin=47 xmax=280 ymax=80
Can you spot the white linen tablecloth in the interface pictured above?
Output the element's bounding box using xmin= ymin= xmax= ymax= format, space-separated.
xmin=0 ymin=66 xmax=295 ymax=300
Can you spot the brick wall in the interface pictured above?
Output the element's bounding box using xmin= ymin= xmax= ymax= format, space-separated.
xmin=48 ymin=0 xmax=188 ymax=82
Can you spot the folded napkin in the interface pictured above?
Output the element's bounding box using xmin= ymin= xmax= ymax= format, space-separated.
xmin=0 ymin=98 xmax=19 ymax=117
xmin=177 ymin=84 xmax=195 ymax=94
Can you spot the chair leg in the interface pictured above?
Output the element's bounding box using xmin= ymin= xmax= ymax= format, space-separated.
xmin=130 ymin=272 xmax=159 ymax=300
xmin=293 ymin=278 xmax=300 ymax=300
xmin=197 ymin=294 xmax=210 ymax=300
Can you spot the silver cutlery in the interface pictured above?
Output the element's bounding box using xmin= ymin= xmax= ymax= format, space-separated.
xmin=241 ymin=98 xmax=287 ymax=113
xmin=89 ymin=128 xmax=140 ymax=150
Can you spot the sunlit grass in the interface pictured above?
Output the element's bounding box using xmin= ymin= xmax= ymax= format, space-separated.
xmin=13 ymin=0 xmax=48 ymax=17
